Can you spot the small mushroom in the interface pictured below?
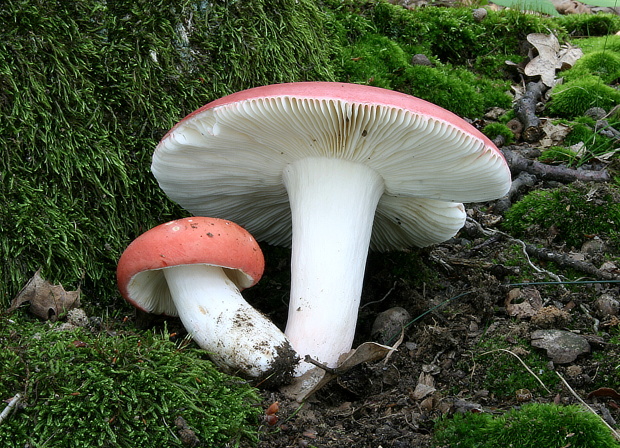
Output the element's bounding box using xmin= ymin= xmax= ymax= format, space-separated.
xmin=152 ymin=82 xmax=511 ymax=374
xmin=116 ymin=217 xmax=298 ymax=382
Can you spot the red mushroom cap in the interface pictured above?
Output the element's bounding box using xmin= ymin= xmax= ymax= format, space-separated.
xmin=117 ymin=217 xmax=264 ymax=314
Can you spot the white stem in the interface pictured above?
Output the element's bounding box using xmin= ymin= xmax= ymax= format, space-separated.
xmin=163 ymin=264 xmax=295 ymax=378
xmin=283 ymin=157 xmax=385 ymax=374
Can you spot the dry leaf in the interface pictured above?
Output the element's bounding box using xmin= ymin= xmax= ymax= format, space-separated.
xmin=524 ymin=33 xmax=583 ymax=87
xmin=524 ymin=33 xmax=560 ymax=87
xmin=587 ymin=387 xmax=620 ymax=400
xmin=539 ymin=119 xmax=572 ymax=148
xmin=505 ymin=287 xmax=543 ymax=319
xmin=8 ymin=269 xmax=80 ymax=321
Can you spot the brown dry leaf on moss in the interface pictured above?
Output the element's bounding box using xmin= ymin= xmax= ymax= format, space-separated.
xmin=524 ymin=33 xmax=583 ymax=87
xmin=8 ymin=269 xmax=81 ymax=321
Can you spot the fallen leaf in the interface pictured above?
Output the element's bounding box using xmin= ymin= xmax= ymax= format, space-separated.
xmin=587 ymin=387 xmax=620 ymax=400
xmin=524 ymin=33 xmax=561 ymax=87
xmin=539 ymin=119 xmax=572 ymax=148
xmin=524 ymin=33 xmax=583 ymax=87
xmin=505 ymin=287 xmax=543 ymax=319
xmin=8 ymin=269 xmax=80 ymax=321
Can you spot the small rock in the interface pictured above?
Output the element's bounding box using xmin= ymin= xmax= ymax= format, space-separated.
xmin=594 ymin=294 xmax=620 ymax=317
xmin=484 ymin=107 xmax=506 ymax=120
xmin=411 ymin=54 xmax=432 ymax=66
xmin=453 ymin=399 xmax=483 ymax=414
xmin=67 ymin=308 xmax=89 ymax=327
xmin=581 ymin=237 xmax=606 ymax=255
xmin=371 ymin=307 xmax=411 ymax=345
xmin=531 ymin=329 xmax=590 ymax=364
xmin=584 ymin=107 xmax=607 ymax=120
xmin=472 ymin=8 xmax=487 ymax=21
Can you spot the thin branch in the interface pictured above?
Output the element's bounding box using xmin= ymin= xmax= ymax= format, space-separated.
xmin=0 ymin=393 xmax=22 ymax=425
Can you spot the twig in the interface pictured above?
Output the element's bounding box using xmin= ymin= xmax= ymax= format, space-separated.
xmin=0 ymin=393 xmax=22 ymax=425
xmin=525 ymin=244 xmax=617 ymax=281
xmin=464 ymin=217 xmax=564 ymax=283
xmin=361 ymin=281 xmax=398 ymax=309
xmin=556 ymin=371 xmax=620 ymax=441
xmin=501 ymin=147 xmax=611 ymax=183
xmin=303 ymin=355 xmax=338 ymax=375
xmin=514 ymin=81 xmax=546 ymax=142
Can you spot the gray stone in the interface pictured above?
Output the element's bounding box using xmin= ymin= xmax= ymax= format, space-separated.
xmin=531 ymin=329 xmax=590 ymax=363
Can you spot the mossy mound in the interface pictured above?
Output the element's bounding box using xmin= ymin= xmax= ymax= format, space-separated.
xmin=361 ymin=0 xmax=562 ymax=76
xmin=432 ymin=403 xmax=620 ymax=448
xmin=0 ymin=0 xmax=335 ymax=306
xmin=558 ymin=12 xmax=620 ymax=37
xmin=547 ymin=76 xmax=620 ymax=117
xmin=562 ymin=51 xmax=620 ymax=84
xmin=0 ymin=314 xmax=261 ymax=447
xmin=503 ymin=182 xmax=620 ymax=249
xmin=572 ymin=35 xmax=620 ymax=54
xmin=2 ymin=0 xmax=586 ymax=308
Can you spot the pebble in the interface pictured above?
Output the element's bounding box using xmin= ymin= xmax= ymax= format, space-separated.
xmin=531 ymin=329 xmax=590 ymax=363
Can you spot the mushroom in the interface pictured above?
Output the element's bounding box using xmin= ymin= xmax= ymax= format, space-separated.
xmin=116 ymin=217 xmax=298 ymax=382
xmin=151 ymin=82 xmax=511 ymax=374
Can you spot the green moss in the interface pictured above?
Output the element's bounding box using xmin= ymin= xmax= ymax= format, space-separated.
xmin=563 ymin=51 xmax=620 ymax=84
xmin=0 ymin=0 xmax=336 ymax=305
xmin=336 ymin=26 xmax=511 ymax=117
xmin=367 ymin=1 xmax=561 ymax=77
xmin=482 ymin=122 xmax=515 ymax=144
xmin=339 ymin=33 xmax=411 ymax=89
xmin=503 ymin=182 xmax=620 ymax=249
xmin=432 ymin=403 xmax=620 ymax=448
xmin=558 ymin=13 xmax=620 ymax=37
xmin=547 ymin=76 xmax=620 ymax=117
xmin=572 ymin=35 xmax=620 ymax=54
xmin=0 ymin=314 xmax=261 ymax=447
xmin=471 ymin=336 xmax=559 ymax=398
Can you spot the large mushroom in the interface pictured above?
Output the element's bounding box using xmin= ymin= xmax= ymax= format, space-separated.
xmin=116 ymin=217 xmax=298 ymax=382
xmin=151 ymin=82 xmax=511 ymax=374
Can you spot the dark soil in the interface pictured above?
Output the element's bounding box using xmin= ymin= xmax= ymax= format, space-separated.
xmin=236 ymin=192 xmax=620 ymax=448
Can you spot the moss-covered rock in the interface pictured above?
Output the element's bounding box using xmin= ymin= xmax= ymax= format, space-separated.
xmin=0 ymin=0 xmax=335 ymax=305
xmin=562 ymin=51 xmax=620 ymax=84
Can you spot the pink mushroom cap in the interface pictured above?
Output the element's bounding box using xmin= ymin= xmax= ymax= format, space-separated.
xmin=117 ymin=217 xmax=264 ymax=315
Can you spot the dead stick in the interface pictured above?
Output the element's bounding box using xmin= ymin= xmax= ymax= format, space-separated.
xmin=501 ymin=148 xmax=611 ymax=183
xmin=514 ymin=81 xmax=546 ymax=142
xmin=0 ymin=393 xmax=21 ymax=425
xmin=525 ymin=244 xmax=617 ymax=280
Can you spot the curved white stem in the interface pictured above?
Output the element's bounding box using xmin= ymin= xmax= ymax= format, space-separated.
xmin=283 ymin=157 xmax=385 ymax=374
xmin=163 ymin=264 xmax=296 ymax=378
